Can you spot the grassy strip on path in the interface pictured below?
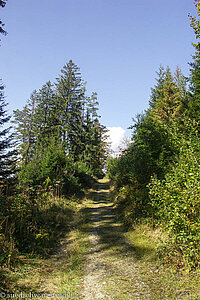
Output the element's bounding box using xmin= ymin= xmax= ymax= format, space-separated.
xmin=82 ymin=178 xmax=151 ymax=299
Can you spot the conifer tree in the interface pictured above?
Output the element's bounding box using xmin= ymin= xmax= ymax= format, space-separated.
xmin=188 ymin=0 xmax=200 ymax=121
xmin=149 ymin=65 xmax=166 ymax=110
xmin=13 ymin=91 xmax=37 ymax=165
xmin=149 ymin=66 xmax=188 ymax=124
xmin=0 ymin=1 xmax=15 ymax=181
xmin=0 ymin=0 xmax=7 ymax=38
xmin=56 ymin=60 xmax=86 ymax=158
xmin=0 ymin=82 xmax=14 ymax=179
xmin=34 ymin=81 xmax=58 ymax=148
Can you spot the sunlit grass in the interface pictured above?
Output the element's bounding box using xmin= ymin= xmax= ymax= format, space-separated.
xmin=125 ymin=223 xmax=200 ymax=299
xmin=2 ymin=196 xmax=92 ymax=298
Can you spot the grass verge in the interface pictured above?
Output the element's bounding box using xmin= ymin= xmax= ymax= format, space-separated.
xmin=0 ymin=195 xmax=92 ymax=298
xmin=124 ymin=223 xmax=200 ymax=299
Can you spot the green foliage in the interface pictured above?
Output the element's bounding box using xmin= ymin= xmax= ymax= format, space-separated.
xmin=108 ymin=63 xmax=200 ymax=269
xmin=18 ymin=142 xmax=66 ymax=187
xmin=150 ymin=66 xmax=188 ymax=124
xmin=130 ymin=113 xmax=176 ymax=183
xmin=149 ymin=127 xmax=200 ymax=268
xmin=73 ymin=161 xmax=94 ymax=188
xmin=108 ymin=109 xmax=177 ymax=201
xmin=0 ymin=192 xmax=78 ymax=261
xmin=188 ymin=0 xmax=200 ymax=42
xmin=107 ymin=157 xmax=120 ymax=181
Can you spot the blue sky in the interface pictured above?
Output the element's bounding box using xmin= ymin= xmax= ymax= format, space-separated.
xmin=0 ymin=0 xmax=197 ymax=144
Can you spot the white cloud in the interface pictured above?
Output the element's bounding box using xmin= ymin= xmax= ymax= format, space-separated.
xmin=107 ymin=127 xmax=126 ymax=152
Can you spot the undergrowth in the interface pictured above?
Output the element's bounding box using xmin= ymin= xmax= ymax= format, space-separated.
xmin=0 ymin=192 xmax=91 ymax=296
xmin=112 ymin=183 xmax=200 ymax=299
xmin=89 ymin=179 xmax=200 ymax=299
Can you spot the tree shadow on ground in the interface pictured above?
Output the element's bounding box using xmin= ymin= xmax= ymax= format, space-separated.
xmin=80 ymin=182 xmax=154 ymax=261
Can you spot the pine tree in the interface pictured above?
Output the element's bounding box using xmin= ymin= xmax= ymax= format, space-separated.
xmin=56 ymin=60 xmax=86 ymax=158
xmin=149 ymin=65 xmax=166 ymax=110
xmin=34 ymin=81 xmax=58 ymax=148
xmin=12 ymin=91 xmax=37 ymax=165
xmin=0 ymin=82 xmax=14 ymax=179
xmin=149 ymin=66 xmax=187 ymax=124
xmin=188 ymin=0 xmax=200 ymax=121
xmin=0 ymin=2 xmax=16 ymax=181
xmin=0 ymin=0 xmax=7 ymax=38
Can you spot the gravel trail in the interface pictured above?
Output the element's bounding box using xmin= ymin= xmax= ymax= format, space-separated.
xmin=83 ymin=180 xmax=151 ymax=300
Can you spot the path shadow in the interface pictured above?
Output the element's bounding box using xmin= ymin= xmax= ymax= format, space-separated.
xmin=80 ymin=182 xmax=154 ymax=260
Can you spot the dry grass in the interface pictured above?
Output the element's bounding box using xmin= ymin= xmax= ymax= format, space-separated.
xmin=1 ymin=196 xmax=92 ymax=299
xmin=125 ymin=224 xmax=200 ymax=299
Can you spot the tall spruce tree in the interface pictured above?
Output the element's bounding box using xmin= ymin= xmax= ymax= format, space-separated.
xmin=12 ymin=91 xmax=37 ymax=165
xmin=0 ymin=82 xmax=14 ymax=179
xmin=56 ymin=60 xmax=86 ymax=158
xmin=149 ymin=65 xmax=166 ymax=110
xmin=149 ymin=66 xmax=188 ymax=124
xmin=34 ymin=81 xmax=58 ymax=148
xmin=188 ymin=0 xmax=200 ymax=121
xmin=0 ymin=1 xmax=15 ymax=181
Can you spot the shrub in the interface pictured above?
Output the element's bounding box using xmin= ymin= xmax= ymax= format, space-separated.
xmin=149 ymin=141 xmax=200 ymax=268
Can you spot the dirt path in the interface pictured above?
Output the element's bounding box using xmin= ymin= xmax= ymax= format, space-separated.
xmin=83 ymin=179 xmax=151 ymax=299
